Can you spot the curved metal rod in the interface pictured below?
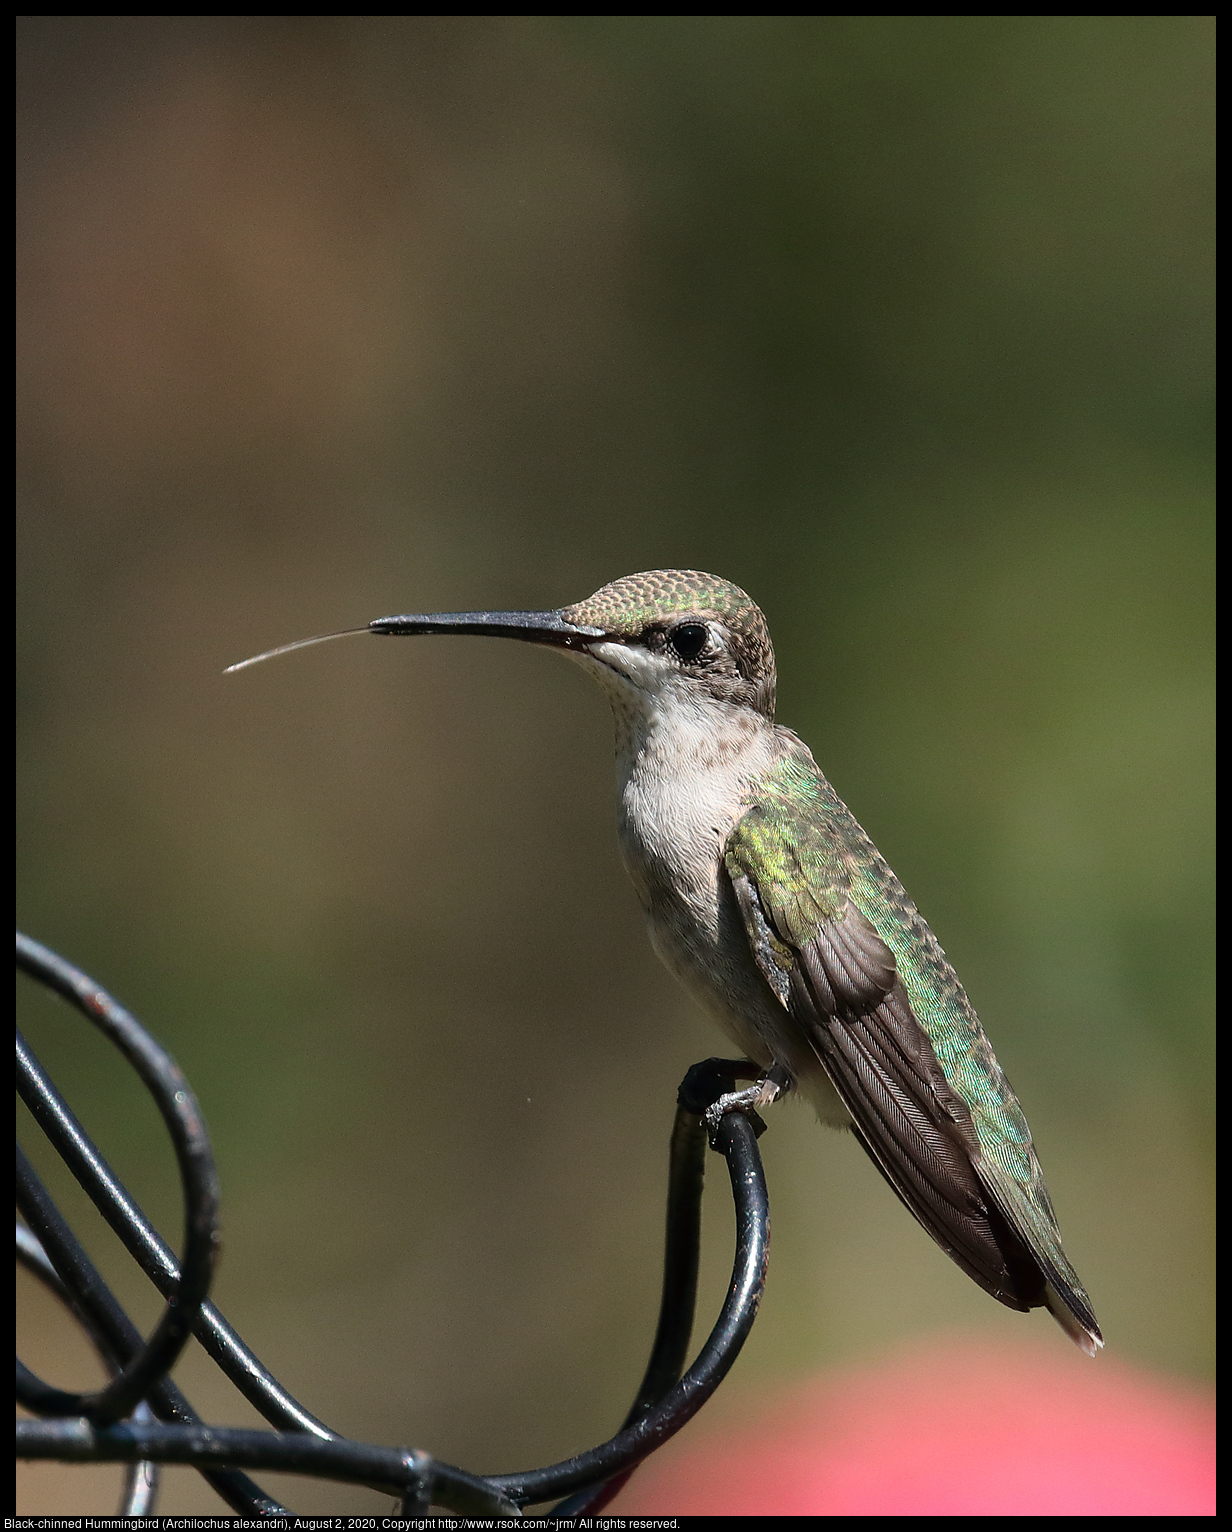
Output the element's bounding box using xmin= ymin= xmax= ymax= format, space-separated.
xmin=16 ymin=1166 xmax=490 ymax=1517
xmin=15 ymin=1419 xmax=520 ymax=1518
xmin=15 ymin=940 xmax=482 ymax=1514
xmin=16 ymin=1224 xmax=161 ymax=1515
xmin=549 ymin=1095 xmax=709 ymax=1518
xmin=544 ymin=1058 xmax=765 ymax=1517
xmin=627 ymin=1100 xmax=712 ymax=1410
xmin=15 ymin=934 xmax=219 ymax=1427
xmin=15 ymin=1151 xmax=287 ymax=1516
xmin=17 ymin=933 xmax=773 ymax=1514
xmin=16 ymin=1028 xmax=332 ymax=1439
xmin=492 ymin=1103 xmax=770 ymax=1508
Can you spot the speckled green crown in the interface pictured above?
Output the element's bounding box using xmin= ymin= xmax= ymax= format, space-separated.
xmin=561 ymin=569 xmax=776 ymax=716
xmin=561 ymin=569 xmax=762 ymax=636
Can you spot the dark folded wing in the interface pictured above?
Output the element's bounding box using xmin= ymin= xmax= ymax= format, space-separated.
xmin=733 ymin=869 xmax=1044 ymax=1309
xmin=792 ymin=953 xmax=1044 ymax=1309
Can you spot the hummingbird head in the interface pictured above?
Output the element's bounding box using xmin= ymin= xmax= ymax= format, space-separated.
xmin=559 ymin=570 xmax=776 ymax=722
xmin=226 ymin=567 xmax=775 ymax=721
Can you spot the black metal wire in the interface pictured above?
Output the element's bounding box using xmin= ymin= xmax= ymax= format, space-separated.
xmin=16 ymin=1144 xmax=287 ymax=1516
xmin=16 ymin=1026 xmax=332 ymax=1439
xmin=16 ymin=934 xmax=221 ymax=1429
xmin=16 ymin=931 xmax=771 ymax=1515
xmin=490 ymin=1110 xmax=769 ymax=1508
xmin=16 ymin=1221 xmax=160 ymax=1514
xmin=548 ymin=1059 xmax=768 ymax=1518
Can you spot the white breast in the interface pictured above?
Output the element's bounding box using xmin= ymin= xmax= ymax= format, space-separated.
xmin=616 ymin=693 xmax=771 ymax=930
xmin=565 ymin=642 xmax=849 ymax=1123
xmin=611 ymin=686 xmax=785 ymax=1052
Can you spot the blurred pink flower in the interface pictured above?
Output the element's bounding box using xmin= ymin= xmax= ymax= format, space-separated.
xmin=615 ymin=1335 xmax=1215 ymax=1516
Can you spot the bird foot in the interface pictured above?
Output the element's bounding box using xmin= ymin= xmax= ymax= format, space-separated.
xmin=701 ymin=1064 xmax=792 ymax=1140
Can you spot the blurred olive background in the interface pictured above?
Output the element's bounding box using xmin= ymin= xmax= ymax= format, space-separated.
xmin=17 ymin=15 xmax=1213 ymax=1514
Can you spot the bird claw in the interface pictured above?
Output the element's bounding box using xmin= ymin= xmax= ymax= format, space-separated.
xmin=702 ymin=1083 xmax=766 ymax=1137
xmin=702 ymin=1068 xmax=789 ymax=1142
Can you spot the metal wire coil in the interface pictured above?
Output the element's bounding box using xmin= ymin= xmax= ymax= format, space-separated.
xmin=16 ymin=930 xmax=771 ymax=1517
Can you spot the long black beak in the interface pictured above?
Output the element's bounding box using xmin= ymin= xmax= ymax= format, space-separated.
xmin=226 ymin=609 xmax=604 ymax=673
xmin=370 ymin=610 xmax=603 ymax=645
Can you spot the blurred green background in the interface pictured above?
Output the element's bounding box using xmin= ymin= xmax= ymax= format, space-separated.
xmin=17 ymin=16 xmax=1213 ymax=1513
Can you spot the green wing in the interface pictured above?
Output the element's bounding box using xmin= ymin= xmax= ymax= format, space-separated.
xmin=726 ymin=744 xmax=1100 ymax=1350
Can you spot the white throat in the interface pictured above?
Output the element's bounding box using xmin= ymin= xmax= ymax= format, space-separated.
xmin=567 ymin=640 xmax=777 ymax=917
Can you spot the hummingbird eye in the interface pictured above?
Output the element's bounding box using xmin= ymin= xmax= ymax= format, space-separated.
xmin=668 ymin=622 xmax=710 ymax=663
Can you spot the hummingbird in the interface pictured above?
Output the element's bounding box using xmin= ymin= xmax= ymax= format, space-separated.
xmin=229 ymin=569 xmax=1102 ymax=1354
